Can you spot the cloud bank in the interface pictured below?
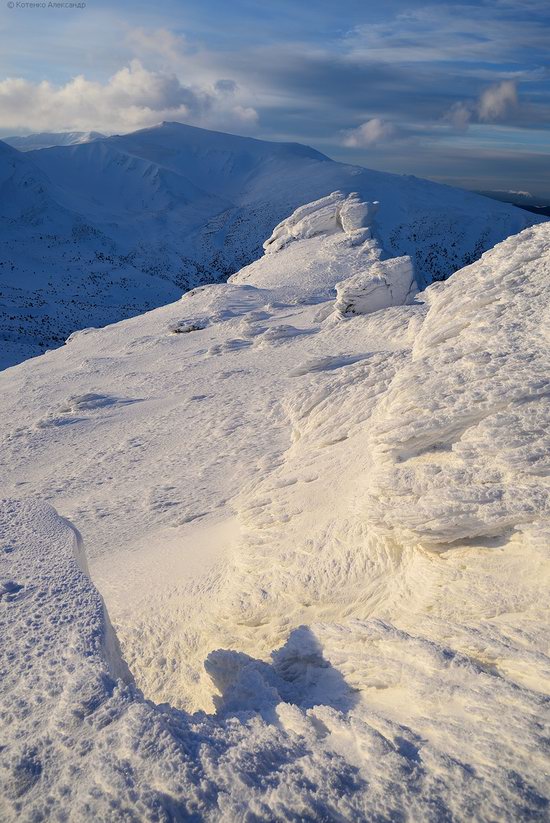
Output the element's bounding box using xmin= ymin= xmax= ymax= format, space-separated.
xmin=445 ymin=81 xmax=519 ymax=132
xmin=0 ymin=59 xmax=257 ymax=134
xmin=478 ymin=80 xmax=518 ymax=121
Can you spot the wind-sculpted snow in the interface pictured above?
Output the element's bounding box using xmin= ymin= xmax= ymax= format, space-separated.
xmin=2 ymin=500 xmax=548 ymax=821
xmin=364 ymin=224 xmax=550 ymax=546
xmin=0 ymin=205 xmax=549 ymax=820
xmin=263 ymin=192 xmax=380 ymax=254
xmin=335 ymin=256 xmax=416 ymax=316
xmin=1 ymin=121 xmax=543 ymax=368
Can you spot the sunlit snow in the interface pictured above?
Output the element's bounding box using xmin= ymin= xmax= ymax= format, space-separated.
xmin=1 ymin=190 xmax=549 ymax=819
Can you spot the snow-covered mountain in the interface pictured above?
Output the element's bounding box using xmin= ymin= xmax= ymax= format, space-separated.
xmin=3 ymin=131 xmax=105 ymax=151
xmin=478 ymin=189 xmax=550 ymax=217
xmin=1 ymin=196 xmax=548 ymax=819
xmin=0 ymin=121 xmax=543 ymax=369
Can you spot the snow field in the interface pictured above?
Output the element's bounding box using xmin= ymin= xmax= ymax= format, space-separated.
xmin=0 ymin=197 xmax=549 ymax=819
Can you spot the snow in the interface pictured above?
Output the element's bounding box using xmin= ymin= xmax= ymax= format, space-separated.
xmin=262 ymin=192 xmax=379 ymax=254
xmin=1 ymin=121 xmax=544 ymax=368
xmin=3 ymin=131 xmax=105 ymax=152
xmin=0 ymin=195 xmax=549 ymax=819
xmin=263 ymin=191 xmax=349 ymax=252
xmin=335 ymin=256 xmax=416 ymax=316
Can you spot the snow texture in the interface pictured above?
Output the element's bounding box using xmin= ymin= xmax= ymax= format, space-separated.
xmin=0 ymin=197 xmax=549 ymax=820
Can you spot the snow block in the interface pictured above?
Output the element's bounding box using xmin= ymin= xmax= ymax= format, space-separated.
xmin=335 ymin=256 xmax=416 ymax=316
xmin=338 ymin=195 xmax=378 ymax=233
xmin=263 ymin=191 xmax=343 ymax=253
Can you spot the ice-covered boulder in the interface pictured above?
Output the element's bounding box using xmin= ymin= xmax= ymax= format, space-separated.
xmin=338 ymin=195 xmax=379 ymax=245
xmin=263 ymin=191 xmax=343 ymax=253
xmin=338 ymin=196 xmax=378 ymax=232
xmin=335 ymin=255 xmax=416 ymax=316
xmin=231 ymin=193 xmax=390 ymax=306
xmin=263 ymin=191 xmax=380 ymax=254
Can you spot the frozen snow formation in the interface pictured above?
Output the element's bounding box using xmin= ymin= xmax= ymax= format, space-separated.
xmin=231 ymin=192 xmax=402 ymax=309
xmin=263 ymin=191 xmax=379 ymax=253
xmin=363 ymin=228 xmax=550 ymax=547
xmin=258 ymin=192 xmax=416 ymax=315
xmin=335 ymin=256 xmax=416 ymax=316
xmin=0 ymin=205 xmax=549 ymax=820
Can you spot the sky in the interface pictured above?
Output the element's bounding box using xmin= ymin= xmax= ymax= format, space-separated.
xmin=0 ymin=0 xmax=548 ymax=195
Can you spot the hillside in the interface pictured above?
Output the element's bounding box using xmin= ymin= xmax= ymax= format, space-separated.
xmin=1 ymin=198 xmax=548 ymax=820
xmin=0 ymin=121 xmax=543 ymax=368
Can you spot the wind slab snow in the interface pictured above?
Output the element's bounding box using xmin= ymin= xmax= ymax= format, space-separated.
xmin=0 ymin=193 xmax=549 ymax=821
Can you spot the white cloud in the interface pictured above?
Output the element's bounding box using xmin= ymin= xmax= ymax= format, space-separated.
xmin=342 ymin=118 xmax=396 ymax=148
xmin=477 ymin=80 xmax=518 ymax=121
xmin=444 ymin=102 xmax=473 ymax=132
xmin=0 ymin=59 xmax=258 ymax=135
xmin=445 ymin=81 xmax=518 ymax=131
xmin=126 ymin=28 xmax=186 ymax=67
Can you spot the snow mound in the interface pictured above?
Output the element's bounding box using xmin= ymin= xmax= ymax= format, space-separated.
xmin=335 ymin=255 xmax=416 ymax=316
xmin=2 ymin=499 xmax=549 ymax=820
xmin=231 ymin=194 xmax=398 ymax=307
xmin=364 ymin=223 xmax=550 ymax=546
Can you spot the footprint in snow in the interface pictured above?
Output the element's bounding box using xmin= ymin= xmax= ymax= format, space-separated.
xmin=256 ymin=325 xmax=318 ymax=346
xmin=36 ymin=393 xmax=142 ymax=428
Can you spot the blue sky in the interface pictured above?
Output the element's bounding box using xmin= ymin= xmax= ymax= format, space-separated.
xmin=0 ymin=0 xmax=548 ymax=195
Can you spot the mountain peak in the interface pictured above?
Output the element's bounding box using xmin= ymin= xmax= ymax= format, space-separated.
xmin=118 ymin=120 xmax=331 ymax=162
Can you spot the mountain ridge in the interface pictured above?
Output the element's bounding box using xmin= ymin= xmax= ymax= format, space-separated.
xmin=0 ymin=121 xmax=544 ymax=369
xmin=3 ymin=130 xmax=106 ymax=151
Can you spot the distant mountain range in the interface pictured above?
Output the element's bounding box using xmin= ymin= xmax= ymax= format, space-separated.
xmin=0 ymin=121 xmax=544 ymax=368
xmin=477 ymin=189 xmax=550 ymax=217
xmin=3 ymin=131 xmax=106 ymax=151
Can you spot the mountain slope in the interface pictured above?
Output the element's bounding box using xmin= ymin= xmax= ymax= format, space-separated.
xmin=33 ymin=121 xmax=542 ymax=286
xmin=1 ymin=121 xmax=543 ymax=368
xmin=3 ymin=131 xmax=105 ymax=151
xmin=0 ymin=204 xmax=548 ymax=819
xmin=0 ymin=139 xmax=182 ymax=369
